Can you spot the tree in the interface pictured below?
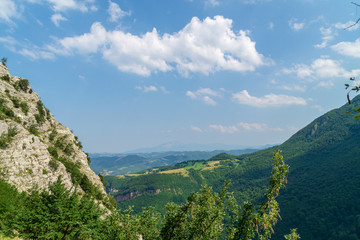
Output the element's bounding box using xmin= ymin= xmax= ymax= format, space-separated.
xmin=1 ymin=57 xmax=7 ymax=67
xmin=159 ymin=150 xmax=298 ymax=240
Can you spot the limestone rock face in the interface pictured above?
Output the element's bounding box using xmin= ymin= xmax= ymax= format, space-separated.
xmin=0 ymin=62 xmax=106 ymax=196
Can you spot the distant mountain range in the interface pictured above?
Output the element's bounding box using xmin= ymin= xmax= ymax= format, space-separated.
xmin=90 ymin=148 xmax=266 ymax=175
xmin=105 ymin=95 xmax=360 ymax=240
xmin=122 ymin=142 xmax=275 ymax=153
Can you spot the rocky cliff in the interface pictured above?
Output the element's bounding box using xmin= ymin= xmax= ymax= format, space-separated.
xmin=0 ymin=62 xmax=107 ymax=201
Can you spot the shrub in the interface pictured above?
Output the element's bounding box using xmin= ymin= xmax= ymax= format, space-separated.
xmin=19 ymin=102 xmax=29 ymax=115
xmin=0 ymin=127 xmax=17 ymax=149
xmin=49 ymin=129 xmax=57 ymax=142
xmin=35 ymin=100 xmax=46 ymax=124
xmin=15 ymin=79 xmax=30 ymax=93
xmin=64 ymin=144 xmax=74 ymax=156
xmin=0 ymin=75 xmax=10 ymax=82
xmin=28 ymin=125 xmax=39 ymax=136
xmin=47 ymin=146 xmax=58 ymax=159
xmin=49 ymin=158 xmax=59 ymax=171
xmin=10 ymin=97 xmax=20 ymax=108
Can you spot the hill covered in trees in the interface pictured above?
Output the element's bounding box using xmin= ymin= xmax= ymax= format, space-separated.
xmin=105 ymin=95 xmax=360 ymax=240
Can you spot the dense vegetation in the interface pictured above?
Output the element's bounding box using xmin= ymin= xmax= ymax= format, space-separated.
xmin=105 ymin=95 xmax=360 ymax=240
xmin=0 ymin=151 xmax=300 ymax=239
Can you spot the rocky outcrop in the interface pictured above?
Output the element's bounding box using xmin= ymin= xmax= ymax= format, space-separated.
xmin=0 ymin=62 xmax=106 ymax=198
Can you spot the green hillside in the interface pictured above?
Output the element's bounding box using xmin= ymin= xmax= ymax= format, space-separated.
xmin=105 ymin=95 xmax=360 ymax=240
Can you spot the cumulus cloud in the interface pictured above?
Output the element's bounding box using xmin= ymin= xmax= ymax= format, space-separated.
xmin=232 ymin=90 xmax=306 ymax=107
xmin=282 ymin=57 xmax=360 ymax=81
xmin=186 ymin=88 xmax=220 ymax=106
xmin=51 ymin=13 xmax=68 ymax=27
xmin=108 ymin=0 xmax=130 ymax=22
xmin=47 ymin=16 xmax=267 ymax=76
xmin=332 ymin=38 xmax=360 ymax=58
xmin=0 ymin=0 xmax=20 ymax=23
xmin=289 ymin=18 xmax=305 ymax=31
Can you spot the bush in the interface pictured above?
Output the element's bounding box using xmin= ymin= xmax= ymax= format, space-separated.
xmin=15 ymin=79 xmax=30 ymax=93
xmin=0 ymin=127 xmax=17 ymax=149
xmin=49 ymin=158 xmax=59 ymax=171
xmin=19 ymin=102 xmax=29 ymax=115
xmin=0 ymin=75 xmax=10 ymax=82
xmin=49 ymin=129 xmax=57 ymax=142
xmin=28 ymin=125 xmax=39 ymax=136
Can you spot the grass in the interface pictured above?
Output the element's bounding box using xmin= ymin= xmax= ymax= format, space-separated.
xmin=159 ymin=168 xmax=190 ymax=177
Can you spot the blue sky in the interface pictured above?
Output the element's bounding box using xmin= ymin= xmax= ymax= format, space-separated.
xmin=1 ymin=0 xmax=360 ymax=153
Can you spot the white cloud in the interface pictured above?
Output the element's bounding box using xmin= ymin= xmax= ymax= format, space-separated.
xmin=282 ymin=57 xmax=360 ymax=81
xmin=332 ymin=38 xmax=360 ymax=58
xmin=232 ymin=90 xmax=306 ymax=107
xmin=209 ymin=124 xmax=239 ymax=134
xmin=0 ymin=0 xmax=19 ymax=23
xmin=315 ymin=81 xmax=334 ymax=88
xmin=48 ymin=22 xmax=107 ymax=55
xmin=135 ymin=85 xmax=157 ymax=92
xmin=334 ymin=20 xmax=360 ymax=31
xmin=51 ymin=13 xmax=68 ymax=27
xmin=289 ymin=18 xmax=305 ymax=31
xmin=186 ymin=88 xmax=220 ymax=106
xmin=18 ymin=48 xmax=55 ymax=60
xmin=202 ymin=96 xmax=217 ymax=106
xmin=46 ymin=0 xmax=92 ymax=12
xmin=190 ymin=126 xmax=203 ymax=132
xmin=48 ymin=16 xmax=267 ymax=76
xmin=314 ymin=27 xmax=335 ymax=49
xmin=108 ymin=0 xmax=130 ymax=22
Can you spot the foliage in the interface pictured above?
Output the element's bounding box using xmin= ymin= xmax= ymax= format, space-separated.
xmin=0 ymin=126 xmax=17 ymax=149
xmin=345 ymin=77 xmax=360 ymax=118
xmin=35 ymin=100 xmax=46 ymax=124
xmin=14 ymin=79 xmax=30 ymax=93
xmin=284 ymin=229 xmax=300 ymax=240
xmin=161 ymin=181 xmax=235 ymax=240
xmin=103 ymin=207 xmax=160 ymax=240
xmin=233 ymin=150 xmax=288 ymax=240
xmin=0 ymin=177 xmax=105 ymax=239
xmin=0 ymin=151 xmax=294 ymax=240
xmin=28 ymin=124 xmax=39 ymax=136
xmin=1 ymin=74 xmax=10 ymax=82
xmin=1 ymin=57 xmax=7 ymax=66
xmin=0 ymin=98 xmax=20 ymax=123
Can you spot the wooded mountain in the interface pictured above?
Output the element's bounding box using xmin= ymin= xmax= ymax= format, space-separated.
xmin=105 ymin=96 xmax=360 ymax=240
